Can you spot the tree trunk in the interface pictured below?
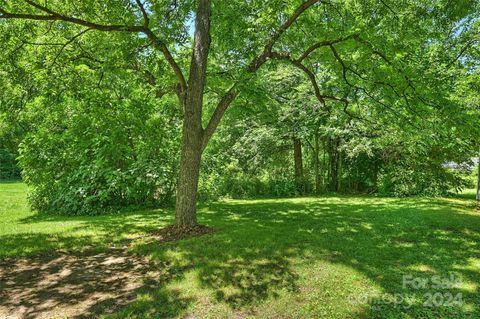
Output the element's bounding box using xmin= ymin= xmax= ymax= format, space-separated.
xmin=174 ymin=0 xmax=211 ymax=227
xmin=175 ymin=118 xmax=203 ymax=226
xmin=323 ymin=139 xmax=327 ymax=188
xmin=327 ymin=138 xmax=331 ymax=189
xmin=293 ymin=137 xmax=304 ymax=194
xmin=337 ymin=145 xmax=342 ymax=192
xmin=314 ymin=133 xmax=321 ymax=194
xmin=327 ymin=137 xmax=343 ymax=192
xmin=477 ymin=155 xmax=480 ymax=201
xmin=329 ymin=138 xmax=339 ymax=192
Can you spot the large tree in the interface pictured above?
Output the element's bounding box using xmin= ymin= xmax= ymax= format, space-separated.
xmin=1 ymin=0 xmax=477 ymax=225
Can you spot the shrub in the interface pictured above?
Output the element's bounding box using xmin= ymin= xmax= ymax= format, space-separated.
xmin=0 ymin=149 xmax=20 ymax=180
xmin=18 ymin=92 xmax=180 ymax=215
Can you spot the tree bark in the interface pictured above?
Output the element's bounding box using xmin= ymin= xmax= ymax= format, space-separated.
xmin=174 ymin=0 xmax=211 ymax=227
xmin=337 ymin=146 xmax=342 ymax=192
xmin=329 ymin=137 xmax=340 ymax=192
xmin=175 ymin=118 xmax=203 ymax=226
xmin=323 ymin=138 xmax=327 ymax=188
xmin=314 ymin=133 xmax=321 ymax=193
xmin=327 ymin=138 xmax=331 ymax=188
xmin=293 ymin=138 xmax=304 ymax=194
xmin=476 ymin=154 xmax=480 ymax=201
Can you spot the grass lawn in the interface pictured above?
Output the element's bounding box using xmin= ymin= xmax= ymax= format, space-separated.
xmin=1 ymin=181 xmax=479 ymax=318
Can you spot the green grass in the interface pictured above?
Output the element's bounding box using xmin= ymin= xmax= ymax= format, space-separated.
xmin=0 ymin=182 xmax=173 ymax=257
xmin=1 ymin=182 xmax=479 ymax=318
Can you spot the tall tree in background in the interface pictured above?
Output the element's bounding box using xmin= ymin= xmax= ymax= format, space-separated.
xmin=477 ymin=152 xmax=480 ymax=201
xmin=1 ymin=0 xmax=478 ymax=226
xmin=293 ymin=137 xmax=304 ymax=193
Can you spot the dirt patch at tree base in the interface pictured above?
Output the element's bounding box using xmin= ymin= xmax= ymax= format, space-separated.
xmin=0 ymin=226 xmax=215 ymax=319
xmin=0 ymin=249 xmax=159 ymax=319
xmin=151 ymin=224 xmax=216 ymax=242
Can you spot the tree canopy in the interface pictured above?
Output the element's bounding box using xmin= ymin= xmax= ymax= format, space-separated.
xmin=0 ymin=0 xmax=479 ymax=220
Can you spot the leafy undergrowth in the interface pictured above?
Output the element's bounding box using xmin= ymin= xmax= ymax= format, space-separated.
xmin=1 ymin=182 xmax=479 ymax=318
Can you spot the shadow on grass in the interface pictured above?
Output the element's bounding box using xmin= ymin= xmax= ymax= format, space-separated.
xmin=1 ymin=196 xmax=479 ymax=318
xmin=0 ymin=209 xmax=173 ymax=257
xmin=0 ymin=248 xmax=192 ymax=319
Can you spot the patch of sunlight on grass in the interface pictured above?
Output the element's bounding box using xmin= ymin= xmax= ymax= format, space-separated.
xmin=460 ymin=282 xmax=478 ymax=293
xmin=408 ymin=264 xmax=436 ymax=273
xmin=255 ymin=261 xmax=382 ymax=318
xmin=454 ymin=258 xmax=480 ymax=272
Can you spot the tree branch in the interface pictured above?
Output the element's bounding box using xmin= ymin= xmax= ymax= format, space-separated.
xmin=202 ymin=0 xmax=323 ymax=150
xmin=270 ymin=51 xmax=327 ymax=105
xmin=202 ymin=85 xmax=238 ymax=150
xmin=0 ymin=1 xmax=187 ymax=96
xmin=353 ymin=35 xmax=439 ymax=110
xmin=53 ymin=28 xmax=92 ymax=66
xmin=326 ymin=45 xmax=421 ymax=128
xmin=248 ymin=0 xmax=322 ymax=72
xmin=297 ymin=33 xmax=358 ymax=62
xmin=143 ymin=29 xmax=187 ymax=95
xmin=0 ymin=1 xmax=145 ymax=32
xmin=378 ymin=0 xmax=397 ymax=15
xmin=135 ymin=0 xmax=149 ymax=27
xmin=446 ymin=36 xmax=480 ymax=68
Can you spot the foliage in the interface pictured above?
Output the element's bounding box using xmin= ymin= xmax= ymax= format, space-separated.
xmin=15 ymin=63 xmax=182 ymax=214
xmin=0 ymin=149 xmax=20 ymax=180
xmin=378 ymin=165 xmax=470 ymax=197
xmin=0 ymin=0 xmax=479 ymax=214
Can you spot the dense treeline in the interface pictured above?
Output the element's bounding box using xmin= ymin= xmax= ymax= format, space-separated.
xmin=0 ymin=1 xmax=479 ymax=217
xmin=199 ymin=66 xmax=478 ymax=200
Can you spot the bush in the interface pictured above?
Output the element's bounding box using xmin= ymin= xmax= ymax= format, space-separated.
xmin=19 ymin=92 xmax=180 ymax=215
xmin=378 ymin=164 xmax=469 ymax=197
xmin=199 ymin=160 xmax=297 ymax=200
xmin=0 ymin=149 xmax=20 ymax=180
